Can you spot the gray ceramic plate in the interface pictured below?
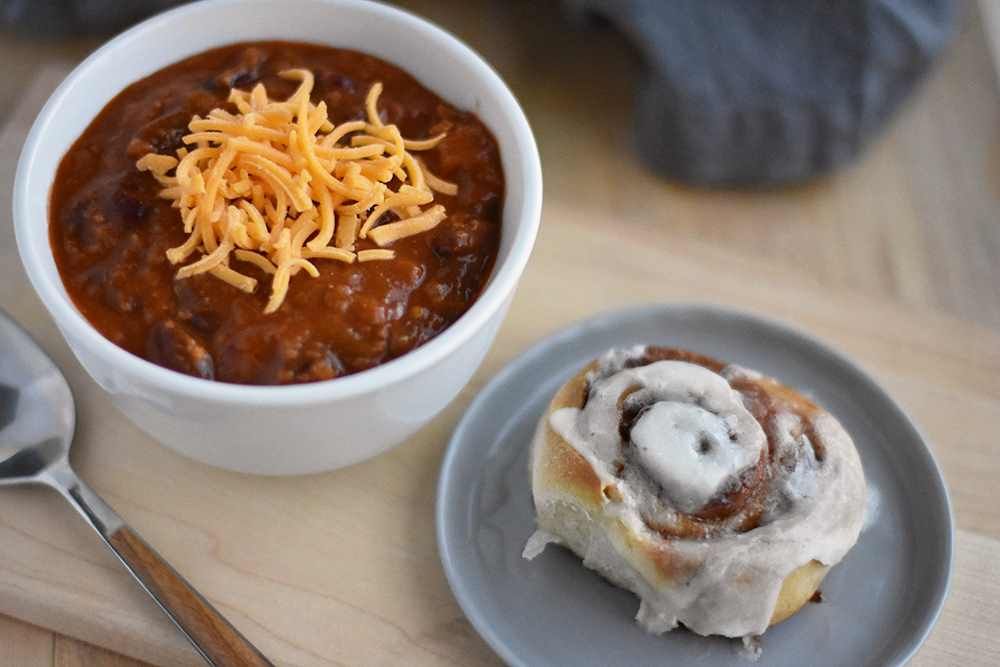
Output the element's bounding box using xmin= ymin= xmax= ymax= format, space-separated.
xmin=436 ymin=304 xmax=952 ymax=666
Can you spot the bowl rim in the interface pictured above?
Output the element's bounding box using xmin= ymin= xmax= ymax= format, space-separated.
xmin=14 ymin=0 xmax=542 ymax=406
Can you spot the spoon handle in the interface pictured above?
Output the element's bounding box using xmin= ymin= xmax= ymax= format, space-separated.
xmin=45 ymin=462 xmax=273 ymax=667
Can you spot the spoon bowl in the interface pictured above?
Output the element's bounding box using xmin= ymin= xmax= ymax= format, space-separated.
xmin=0 ymin=312 xmax=73 ymax=485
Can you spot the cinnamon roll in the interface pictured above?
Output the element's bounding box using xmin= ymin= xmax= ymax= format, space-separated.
xmin=524 ymin=346 xmax=867 ymax=638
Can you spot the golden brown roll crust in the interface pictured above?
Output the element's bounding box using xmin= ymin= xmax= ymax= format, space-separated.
xmin=534 ymin=362 xmax=605 ymax=506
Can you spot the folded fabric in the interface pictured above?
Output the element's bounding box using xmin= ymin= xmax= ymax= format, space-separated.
xmin=566 ymin=0 xmax=957 ymax=186
xmin=0 ymin=0 xmax=181 ymax=35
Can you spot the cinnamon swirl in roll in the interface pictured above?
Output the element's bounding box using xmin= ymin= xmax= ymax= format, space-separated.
xmin=524 ymin=346 xmax=866 ymax=638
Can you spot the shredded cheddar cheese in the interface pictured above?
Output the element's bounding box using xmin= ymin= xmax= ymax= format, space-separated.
xmin=357 ymin=249 xmax=397 ymax=262
xmin=136 ymin=70 xmax=458 ymax=314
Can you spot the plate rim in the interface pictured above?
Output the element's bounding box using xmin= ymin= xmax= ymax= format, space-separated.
xmin=435 ymin=302 xmax=954 ymax=666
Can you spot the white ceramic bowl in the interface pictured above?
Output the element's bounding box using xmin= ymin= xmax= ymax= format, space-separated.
xmin=14 ymin=0 xmax=542 ymax=475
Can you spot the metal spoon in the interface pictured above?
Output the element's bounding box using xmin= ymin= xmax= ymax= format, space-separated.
xmin=0 ymin=310 xmax=272 ymax=667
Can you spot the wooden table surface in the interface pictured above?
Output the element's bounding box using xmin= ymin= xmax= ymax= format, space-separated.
xmin=1 ymin=1 xmax=997 ymax=664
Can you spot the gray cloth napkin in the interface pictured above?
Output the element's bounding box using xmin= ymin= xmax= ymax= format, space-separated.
xmin=567 ymin=0 xmax=957 ymax=186
xmin=0 ymin=0 xmax=181 ymax=34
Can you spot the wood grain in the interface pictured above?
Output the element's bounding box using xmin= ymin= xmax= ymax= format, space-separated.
xmin=54 ymin=637 xmax=146 ymax=667
xmin=910 ymin=531 xmax=1000 ymax=667
xmin=0 ymin=615 xmax=52 ymax=665
xmin=0 ymin=1 xmax=997 ymax=664
xmin=980 ymin=0 xmax=1000 ymax=84
xmin=106 ymin=527 xmax=274 ymax=666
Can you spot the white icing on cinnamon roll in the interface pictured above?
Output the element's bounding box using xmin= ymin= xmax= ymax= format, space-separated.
xmin=553 ymin=360 xmax=765 ymax=514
